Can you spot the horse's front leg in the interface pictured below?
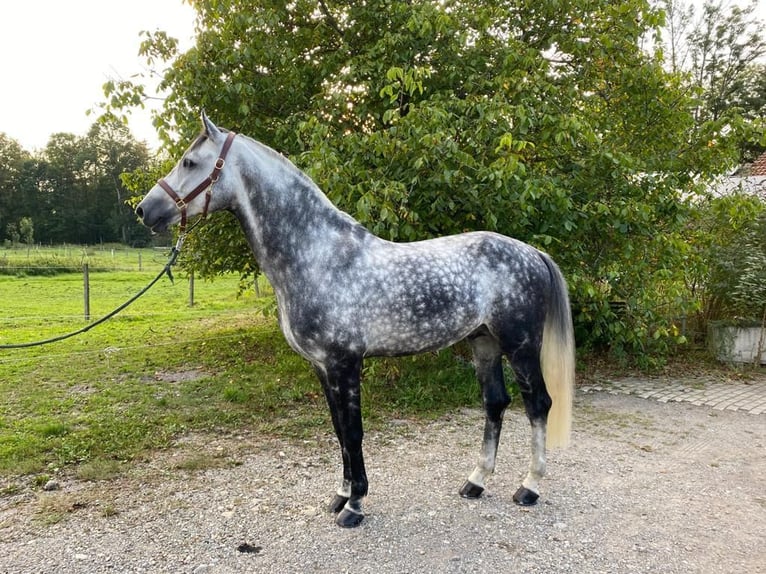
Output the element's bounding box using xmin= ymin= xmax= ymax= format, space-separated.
xmin=316 ymin=354 xmax=368 ymax=528
xmin=314 ymin=365 xmax=353 ymax=514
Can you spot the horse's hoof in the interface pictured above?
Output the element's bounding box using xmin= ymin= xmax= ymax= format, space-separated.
xmin=459 ymin=480 xmax=484 ymax=499
xmin=336 ymin=507 xmax=365 ymax=528
xmin=513 ymin=486 xmax=539 ymax=506
xmin=328 ymin=494 xmax=349 ymax=514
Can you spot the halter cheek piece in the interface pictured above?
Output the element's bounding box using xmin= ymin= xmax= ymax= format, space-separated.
xmin=157 ymin=130 xmax=237 ymax=232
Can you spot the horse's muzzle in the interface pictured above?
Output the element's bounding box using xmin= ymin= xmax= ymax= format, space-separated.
xmin=135 ymin=193 xmax=176 ymax=233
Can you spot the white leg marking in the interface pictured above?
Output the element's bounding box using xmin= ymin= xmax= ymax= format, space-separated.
xmin=522 ymin=421 xmax=547 ymax=493
xmin=342 ymin=501 xmax=364 ymax=515
xmin=468 ymin=434 xmax=498 ymax=488
xmin=337 ymin=480 xmax=351 ymax=499
xmin=468 ymin=467 xmax=486 ymax=488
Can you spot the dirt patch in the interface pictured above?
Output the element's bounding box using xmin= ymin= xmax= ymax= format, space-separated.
xmin=1 ymin=388 xmax=764 ymax=573
xmin=150 ymin=368 xmax=211 ymax=384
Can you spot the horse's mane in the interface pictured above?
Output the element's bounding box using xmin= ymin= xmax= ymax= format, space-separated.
xmin=237 ymin=132 xmax=322 ymax=192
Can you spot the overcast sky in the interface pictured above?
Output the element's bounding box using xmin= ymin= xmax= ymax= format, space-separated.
xmin=0 ymin=0 xmax=196 ymax=152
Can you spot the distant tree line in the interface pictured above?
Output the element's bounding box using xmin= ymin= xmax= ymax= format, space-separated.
xmin=0 ymin=119 xmax=152 ymax=247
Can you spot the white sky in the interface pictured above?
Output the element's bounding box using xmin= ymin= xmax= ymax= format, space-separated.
xmin=0 ymin=1 xmax=763 ymax=154
xmin=0 ymin=0 xmax=196 ymax=152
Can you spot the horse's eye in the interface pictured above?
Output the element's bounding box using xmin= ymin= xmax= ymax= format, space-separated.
xmin=182 ymin=157 xmax=196 ymax=169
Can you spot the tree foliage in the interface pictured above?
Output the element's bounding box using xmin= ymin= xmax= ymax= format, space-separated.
xmin=0 ymin=120 xmax=151 ymax=246
xmin=661 ymin=0 xmax=766 ymax=160
xmin=685 ymin=192 xmax=766 ymax=329
xmin=687 ymin=0 xmax=765 ymax=123
xmin=106 ymin=0 xmax=749 ymax=358
xmin=0 ymin=133 xmax=32 ymax=244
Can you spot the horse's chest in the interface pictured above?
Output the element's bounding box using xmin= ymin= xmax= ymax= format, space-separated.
xmin=274 ymin=289 xmax=356 ymax=362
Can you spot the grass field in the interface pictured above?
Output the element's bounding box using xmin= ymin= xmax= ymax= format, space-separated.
xmin=0 ymin=243 xmax=162 ymax=275
xmin=0 ymin=245 xmax=482 ymax=482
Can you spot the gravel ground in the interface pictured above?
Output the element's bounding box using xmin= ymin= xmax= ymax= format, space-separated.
xmin=1 ymin=389 xmax=764 ymax=574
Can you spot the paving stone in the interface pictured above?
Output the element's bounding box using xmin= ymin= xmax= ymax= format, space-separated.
xmin=582 ymin=378 xmax=766 ymax=415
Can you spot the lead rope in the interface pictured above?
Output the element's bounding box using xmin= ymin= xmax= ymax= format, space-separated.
xmin=0 ymin=230 xmax=191 ymax=350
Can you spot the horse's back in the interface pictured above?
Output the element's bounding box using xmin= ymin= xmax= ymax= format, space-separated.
xmin=371 ymin=231 xmax=550 ymax=304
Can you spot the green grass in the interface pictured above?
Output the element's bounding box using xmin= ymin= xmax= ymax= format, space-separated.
xmin=0 ymin=243 xmax=163 ymax=275
xmin=0 ymin=249 xmax=483 ymax=479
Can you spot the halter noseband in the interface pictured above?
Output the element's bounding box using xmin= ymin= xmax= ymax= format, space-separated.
xmin=157 ymin=130 xmax=237 ymax=232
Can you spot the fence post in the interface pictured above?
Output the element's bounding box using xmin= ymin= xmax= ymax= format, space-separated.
xmin=189 ymin=271 xmax=195 ymax=307
xmin=83 ymin=263 xmax=90 ymax=322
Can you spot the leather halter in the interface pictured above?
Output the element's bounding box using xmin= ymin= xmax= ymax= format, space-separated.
xmin=157 ymin=130 xmax=237 ymax=232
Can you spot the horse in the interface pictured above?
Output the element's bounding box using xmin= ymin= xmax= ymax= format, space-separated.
xmin=136 ymin=112 xmax=575 ymax=528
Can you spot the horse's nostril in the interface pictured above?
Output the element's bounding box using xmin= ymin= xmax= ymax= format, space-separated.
xmin=135 ymin=206 xmax=144 ymax=219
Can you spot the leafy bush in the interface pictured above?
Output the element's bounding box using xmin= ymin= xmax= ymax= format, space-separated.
xmin=687 ymin=192 xmax=766 ymax=330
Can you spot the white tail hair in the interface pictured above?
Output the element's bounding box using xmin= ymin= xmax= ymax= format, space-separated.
xmin=539 ymin=253 xmax=575 ymax=449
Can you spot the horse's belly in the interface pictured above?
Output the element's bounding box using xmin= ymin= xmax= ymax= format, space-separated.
xmin=361 ymin=301 xmax=482 ymax=357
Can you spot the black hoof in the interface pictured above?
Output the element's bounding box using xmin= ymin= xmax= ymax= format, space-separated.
xmin=513 ymin=486 xmax=539 ymax=506
xmin=459 ymin=480 xmax=485 ymax=499
xmin=328 ymin=494 xmax=349 ymax=514
xmin=336 ymin=507 xmax=365 ymax=528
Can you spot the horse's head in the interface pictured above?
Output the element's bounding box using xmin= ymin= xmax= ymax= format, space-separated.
xmin=136 ymin=112 xmax=236 ymax=233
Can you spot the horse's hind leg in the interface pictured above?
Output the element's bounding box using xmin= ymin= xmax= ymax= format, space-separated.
xmin=508 ymin=347 xmax=551 ymax=506
xmin=459 ymin=335 xmax=510 ymax=498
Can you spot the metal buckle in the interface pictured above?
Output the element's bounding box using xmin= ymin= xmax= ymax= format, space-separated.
xmin=175 ymin=198 xmax=187 ymax=209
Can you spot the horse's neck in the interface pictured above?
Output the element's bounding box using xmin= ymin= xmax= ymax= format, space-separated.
xmin=231 ymin=142 xmax=369 ymax=285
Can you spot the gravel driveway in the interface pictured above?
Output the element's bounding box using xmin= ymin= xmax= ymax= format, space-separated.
xmin=1 ymin=386 xmax=764 ymax=573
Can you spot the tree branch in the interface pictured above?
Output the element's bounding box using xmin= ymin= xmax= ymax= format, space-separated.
xmin=318 ymin=0 xmax=345 ymax=41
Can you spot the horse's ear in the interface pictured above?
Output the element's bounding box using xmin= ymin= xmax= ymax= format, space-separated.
xmin=201 ymin=111 xmax=222 ymax=140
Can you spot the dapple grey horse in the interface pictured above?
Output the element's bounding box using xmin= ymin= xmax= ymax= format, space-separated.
xmin=136 ymin=113 xmax=574 ymax=528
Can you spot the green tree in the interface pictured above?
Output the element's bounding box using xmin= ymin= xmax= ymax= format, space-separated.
xmin=660 ymin=0 xmax=766 ymax=161
xmin=34 ymin=121 xmax=151 ymax=244
xmin=686 ymin=193 xmax=765 ymax=327
xmin=18 ymin=216 xmax=33 ymax=245
xmin=107 ymin=0 xmax=744 ymax=358
xmin=5 ymin=222 xmax=19 ymax=245
xmin=687 ymin=0 xmax=765 ymax=123
xmin=0 ymin=133 xmax=32 ymax=242
xmin=83 ymin=120 xmax=152 ymax=245
xmin=1 ymin=124 xmax=151 ymax=246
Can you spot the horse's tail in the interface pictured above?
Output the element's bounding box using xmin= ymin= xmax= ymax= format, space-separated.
xmin=539 ymin=252 xmax=575 ymax=449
